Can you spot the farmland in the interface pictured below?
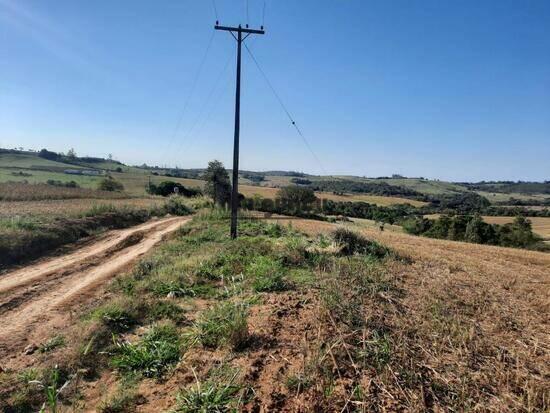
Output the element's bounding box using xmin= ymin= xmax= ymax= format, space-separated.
xmin=1 ymin=210 xmax=548 ymax=412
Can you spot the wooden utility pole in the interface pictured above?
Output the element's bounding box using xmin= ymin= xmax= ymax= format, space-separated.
xmin=215 ymin=22 xmax=265 ymax=239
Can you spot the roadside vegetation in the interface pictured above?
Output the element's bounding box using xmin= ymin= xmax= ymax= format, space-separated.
xmin=0 ymin=196 xmax=194 ymax=269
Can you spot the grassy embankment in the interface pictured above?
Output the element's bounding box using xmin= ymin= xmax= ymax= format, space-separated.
xmin=2 ymin=210 xmax=547 ymax=411
xmin=0 ymin=196 xmax=194 ymax=270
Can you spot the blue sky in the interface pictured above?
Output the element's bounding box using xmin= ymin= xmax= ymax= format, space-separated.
xmin=1 ymin=0 xmax=549 ymax=181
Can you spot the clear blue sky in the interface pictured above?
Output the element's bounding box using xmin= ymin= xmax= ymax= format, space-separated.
xmin=1 ymin=0 xmax=549 ymax=181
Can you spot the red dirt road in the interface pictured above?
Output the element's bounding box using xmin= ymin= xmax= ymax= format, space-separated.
xmin=0 ymin=216 xmax=190 ymax=362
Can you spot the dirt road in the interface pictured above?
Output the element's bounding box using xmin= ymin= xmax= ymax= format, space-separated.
xmin=0 ymin=216 xmax=190 ymax=361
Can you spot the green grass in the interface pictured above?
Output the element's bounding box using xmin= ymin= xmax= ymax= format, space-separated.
xmin=38 ymin=335 xmax=65 ymax=353
xmin=112 ymin=324 xmax=182 ymax=378
xmin=187 ymin=301 xmax=249 ymax=350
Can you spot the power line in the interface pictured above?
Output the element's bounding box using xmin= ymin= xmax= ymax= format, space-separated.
xmin=173 ymin=49 xmax=235 ymax=159
xmin=211 ymin=0 xmax=218 ymax=20
xmin=243 ymin=42 xmax=328 ymax=175
xmin=162 ymin=29 xmax=216 ymax=159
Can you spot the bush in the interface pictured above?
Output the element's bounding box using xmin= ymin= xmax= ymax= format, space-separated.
xmin=148 ymin=181 xmax=201 ymax=197
xmin=97 ymin=178 xmax=124 ymax=192
xmin=332 ymin=228 xmax=390 ymax=258
xmin=162 ymin=196 xmax=193 ymax=216
xmin=277 ymin=186 xmax=317 ymax=212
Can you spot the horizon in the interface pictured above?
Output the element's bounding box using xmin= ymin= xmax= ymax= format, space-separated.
xmin=3 ymin=146 xmax=549 ymax=184
xmin=2 ymin=0 xmax=549 ymax=181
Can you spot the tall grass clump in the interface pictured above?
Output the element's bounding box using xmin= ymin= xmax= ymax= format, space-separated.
xmin=112 ymin=324 xmax=181 ymax=378
xmin=188 ymin=302 xmax=249 ymax=350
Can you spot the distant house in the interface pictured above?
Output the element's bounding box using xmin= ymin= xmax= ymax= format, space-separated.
xmin=64 ymin=169 xmax=102 ymax=176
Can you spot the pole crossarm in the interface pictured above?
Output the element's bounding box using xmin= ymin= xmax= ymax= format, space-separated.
xmin=215 ymin=25 xmax=265 ymax=35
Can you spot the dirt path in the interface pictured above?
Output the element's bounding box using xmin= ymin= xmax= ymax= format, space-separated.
xmin=0 ymin=216 xmax=190 ymax=361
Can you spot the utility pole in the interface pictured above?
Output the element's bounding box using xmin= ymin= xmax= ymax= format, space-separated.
xmin=215 ymin=22 xmax=265 ymax=239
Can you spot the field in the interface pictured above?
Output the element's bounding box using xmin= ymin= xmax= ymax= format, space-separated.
xmin=1 ymin=210 xmax=548 ymax=412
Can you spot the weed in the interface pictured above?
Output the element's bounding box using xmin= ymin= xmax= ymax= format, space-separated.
xmin=112 ymin=324 xmax=181 ymax=378
xmin=285 ymin=373 xmax=313 ymax=394
xmin=148 ymin=300 xmax=185 ymax=323
xmin=188 ymin=302 xmax=249 ymax=350
xmin=358 ymin=331 xmax=392 ymax=371
xmin=92 ymin=302 xmax=139 ymax=332
xmin=246 ymin=256 xmax=287 ymax=292
xmin=173 ymin=371 xmax=243 ymax=412
xmin=39 ymin=335 xmax=65 ymax=353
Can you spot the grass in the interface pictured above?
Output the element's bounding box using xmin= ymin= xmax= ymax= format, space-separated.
xmin=174 ymin=370 xmax=244 ymax=412
xmin=0 ymin=196 xmax=193 ymax=269
xmin=0 ymin=181 xmax=127 ymax=201
xmin=112 ymin=323 xmax=182 ymax=378
xmin=187 ymin=301 xmax=249 ymax=350
xmin=3 ymin=207 xmax=548 ymax=412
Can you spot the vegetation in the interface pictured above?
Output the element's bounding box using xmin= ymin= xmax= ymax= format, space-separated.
xmin=403 ymin=214 xmax=547 ymax=250
xmin=0 ymin=196 xmax=193 ymax=269
xmin=203 ymin=160 xmax=232 ymax=206
xmin=97 ymin=178 xmax=124 ymax=192
xmin=308 ymin=179 xmax=425 ymax=199
xmin=147 ymin=180 xmax=202 ymax=197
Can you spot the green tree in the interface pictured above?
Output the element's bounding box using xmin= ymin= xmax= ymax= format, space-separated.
xmin=276 ymin=186 xmax=317 ymax=213
xmin=67 ymin=148 xmax=77 ymax=159
xmin=98 ymin=178 xmax=124 ymax=192
xmin=203 ymin=160 xmax=231 ymax=206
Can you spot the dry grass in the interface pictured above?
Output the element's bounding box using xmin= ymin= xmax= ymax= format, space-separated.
xmin=239 ymin=184 xmax=426 ymax=206
xmin=268 ymin=217 xmax=550 ymax=411
xmin=0 ymin=182 xmax=128 ymax=201
xmin=0 ymin=198 xmax=166 ymax=218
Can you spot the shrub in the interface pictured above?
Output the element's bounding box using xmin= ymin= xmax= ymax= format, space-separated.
xmin=162 ymin=196 xmax=193 ymax=216
xmin=98 ymin=178 xmax=124 ymax=192
xmin=189 ymin=302 xmax=249 ymax=350
xmin=148 ymin=181 xmax=201 ymax=197
xmin=332 ymin=228 xmax=390 ymax=258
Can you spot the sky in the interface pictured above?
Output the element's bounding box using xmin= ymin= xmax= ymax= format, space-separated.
xmin=1 ymin=0 xmax=549 ymax=181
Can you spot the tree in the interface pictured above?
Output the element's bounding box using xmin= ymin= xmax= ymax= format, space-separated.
xmin=277 ymin=186 xmax=317 ymax=213
xmin=67 ymin=148 xmax=77 ymax=159
xmin=147 ymin=181 xmax=201 ymax=197
xmin=38 ymin=149 xmax=60 ymax=161
xmin=98 ymin=178 xmax=124 ymax=192
xmin=203 ymin=160 xmax=231 ymax=206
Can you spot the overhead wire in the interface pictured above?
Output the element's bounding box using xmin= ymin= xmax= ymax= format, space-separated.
xmin=162 ymin=29 xmax=216 ymax=161
xmin=173 ymin=49 xmax=235 ymax=159
xmin=243 ymin=41 xmax=328 ymax=175
xmin=211 ymin=0 xmax=218 ymax=20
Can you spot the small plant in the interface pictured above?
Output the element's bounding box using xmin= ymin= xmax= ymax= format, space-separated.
xmin=92 ymin=303 xmax=138 ymax=332
xmin=286 ymin=373 xmax=313 ymax=394
xmin=112 ymin=324 xmax=181 ymax=378
xmin=39 ymin=335 xmax=65 ymax=353
xmin=173 ymin=371 xmax=243 ymax=412
xmin=43 ymin=367 xmax=60 ymax=413
xmin=246 ymin=256 xmax=287 ymax=292
xmin=148 ymin=300 xmax=185 ymax=323
xmin=188 ymin=302 xmax=249 ymax=350
xmin=357 ymin=331 xmax=392 ymax=372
